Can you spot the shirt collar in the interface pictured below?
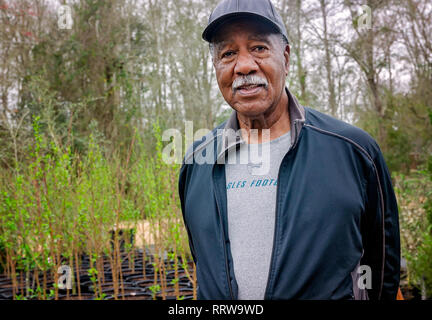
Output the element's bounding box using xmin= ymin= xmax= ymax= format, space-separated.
xmin=216 ymin=87 xmax=306 ymax=162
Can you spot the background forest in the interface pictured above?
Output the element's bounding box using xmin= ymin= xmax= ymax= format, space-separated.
xmin=0 ymin=0 xmax=431 ymax=299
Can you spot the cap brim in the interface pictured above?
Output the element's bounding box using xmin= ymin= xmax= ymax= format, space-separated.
xmin=202 ymin=12 xmax=281 ymax=42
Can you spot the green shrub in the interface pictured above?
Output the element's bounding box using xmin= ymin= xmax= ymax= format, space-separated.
xmin=395 ymin=155 xmax=432 ymax=298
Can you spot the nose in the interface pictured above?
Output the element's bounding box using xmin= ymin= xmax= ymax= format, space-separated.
xmin=234 ymin=50 xmax=258 ymax=76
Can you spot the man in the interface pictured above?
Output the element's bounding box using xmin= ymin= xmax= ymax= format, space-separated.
xmin=178 ymin=0 xmax=400 ymax=300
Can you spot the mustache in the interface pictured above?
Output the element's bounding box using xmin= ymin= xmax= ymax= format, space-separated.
xmin=232 ymin=75 xmax=268 ymax=91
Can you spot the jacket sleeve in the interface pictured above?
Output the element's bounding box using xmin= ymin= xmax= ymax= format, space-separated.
xmin=362 ymin=141 xmax=400 ymax=300
xmin=178 ymin=162 xmax=197 ymax=264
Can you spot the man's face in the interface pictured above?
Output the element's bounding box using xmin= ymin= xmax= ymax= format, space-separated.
xmin=212 ymin=18 xmax=290 ymax=118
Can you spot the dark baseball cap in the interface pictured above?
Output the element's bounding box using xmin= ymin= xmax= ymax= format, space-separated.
xmin=202 ymin=0 xmax=289 ymax=44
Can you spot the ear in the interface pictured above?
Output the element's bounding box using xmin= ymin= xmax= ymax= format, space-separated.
xmin=283 ymin=45 xmax=290 ymax=75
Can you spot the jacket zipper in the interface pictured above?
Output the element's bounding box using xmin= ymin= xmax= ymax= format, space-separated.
xmin=213 ymin=165 xmax=235 ymax=299
xmin=263 ymin=119 xmax=302 ymax=299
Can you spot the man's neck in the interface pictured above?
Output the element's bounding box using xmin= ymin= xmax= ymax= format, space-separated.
xmin=236 ymin=92 xmax=290 ymax=144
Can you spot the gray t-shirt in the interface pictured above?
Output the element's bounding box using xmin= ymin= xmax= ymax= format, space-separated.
xmin=225 ymin=130 xmax=292 ymax=300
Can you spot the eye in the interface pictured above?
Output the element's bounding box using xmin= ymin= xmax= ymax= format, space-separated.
xmin=253 ymin=45 xmax=267 ymax=53
xmin=221 ymin=50 xmax=235 ymax=59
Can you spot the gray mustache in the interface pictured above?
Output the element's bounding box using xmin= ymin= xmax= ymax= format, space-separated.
xmin=232 ymin=75 xmax=268 ymax=91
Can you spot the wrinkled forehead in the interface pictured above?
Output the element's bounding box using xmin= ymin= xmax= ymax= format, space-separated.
xmin=211 ymin=16 xmax=280 ymax=45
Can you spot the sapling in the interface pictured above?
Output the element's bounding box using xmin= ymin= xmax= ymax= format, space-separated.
xmin=148 ymin=284 xmax=160 ymax=300
xmin=168 ymin=250 xmax=179 ymax=298
xmin=88 ymin=263 xmax=100 ymax=299
xmin=112 ymin=133 xmax=136 ymax=299
xmin=74 ymin=249 xmax=82 ymax=299
xmin=151 ymin=259 xmax=159 ymax=298
xmin=47 ymin=289 xmax=55 ymax=300
xmin=94 ymin=292 xmax=107 ymax=300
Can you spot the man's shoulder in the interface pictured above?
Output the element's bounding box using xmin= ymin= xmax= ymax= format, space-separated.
xmin=183 ymin=120 xmax=227 ymax=165
xmin=304 ymin=107 xmax=381 ymax=160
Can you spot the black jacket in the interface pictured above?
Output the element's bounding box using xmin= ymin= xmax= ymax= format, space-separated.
xmin=178 ymin=88 xmax=400 ymax=300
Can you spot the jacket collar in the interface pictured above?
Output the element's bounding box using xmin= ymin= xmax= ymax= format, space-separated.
xmin=216 ymin=87 xmax=306 ymax=162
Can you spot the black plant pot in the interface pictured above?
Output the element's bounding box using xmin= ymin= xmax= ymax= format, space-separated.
xmin=0 ymin=286 xmax=41 ymax=300
xmin=0 ymin=287 xmax=13 ymax=299
xmin=0 ymin=279 xmax=13 ymax=289
xmin=153 ymin=286 xmax=194 ymax=300
xmin=104 ymin=266 xmax=145 ymax=275
xmin=56 ymin=293 xmax=95 ymax=300
xmin=122 ymin=270 xmax=156 ymax=283
xmin=131 ymin=279 xmax=155 ymax=288
xmin=103 ymin=291 xmax=153 ymax=300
